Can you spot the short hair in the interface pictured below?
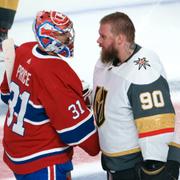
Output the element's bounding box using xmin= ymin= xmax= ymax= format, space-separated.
xmin=100 ymin=12 xmax=135 ymax=43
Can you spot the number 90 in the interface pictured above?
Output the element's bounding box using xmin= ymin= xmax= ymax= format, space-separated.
xmin=139 ymin=90 xmax=165 ymax=110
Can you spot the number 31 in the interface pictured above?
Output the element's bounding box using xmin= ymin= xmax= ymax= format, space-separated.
xmin=7 ymin=82 xmax=30 ymax=136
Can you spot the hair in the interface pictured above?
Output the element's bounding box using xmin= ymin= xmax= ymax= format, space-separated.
xmin=100 ymin=12 xmax=135 ymax=43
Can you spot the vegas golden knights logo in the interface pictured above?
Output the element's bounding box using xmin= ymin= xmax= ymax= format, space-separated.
xmin=93 ymin=86 xmax=107 ymax=127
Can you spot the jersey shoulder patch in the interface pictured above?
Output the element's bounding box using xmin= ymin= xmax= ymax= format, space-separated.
xmin=121 ymin=48 xmax=166 ymax=85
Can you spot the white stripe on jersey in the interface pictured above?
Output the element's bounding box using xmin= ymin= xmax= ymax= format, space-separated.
xmin=14 ymin=112 xmax=50 ymax=125
xmin=5 ymin=146 xmax=69 ymax=162
xmin=57 ymin=111 xmax=93 ymax=133
xmin=68 ymin=129 xmax=96 ymax=146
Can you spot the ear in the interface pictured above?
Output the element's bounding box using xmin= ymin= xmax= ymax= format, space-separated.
xmin=116 ymin=33 xmax=124 ymax=45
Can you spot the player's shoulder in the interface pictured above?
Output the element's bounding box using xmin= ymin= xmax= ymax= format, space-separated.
xmin=122 ymin=46 xmax=166 ymax=85
xmin=41 ymin=55 xmax=77 ymax=79
xmin=16 ymin=41 xmax=37 ymax=54
xmin=95 ymin=58 xmax=108 ymax=69
xmin=19 ymin=41 xmax=37 ymax=49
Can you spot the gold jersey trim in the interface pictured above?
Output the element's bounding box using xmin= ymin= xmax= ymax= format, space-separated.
xmin=141 ymin=165 xmax=165 ymax=175
xmin=0 ymin=0 xmax=19 ymax=10
xmin=102 ymin=147 xmax=141 ymax=157
xmin=169 ymin=142 xmax=180 ymax=148
xmin=135 ymin=113 xmax=175 ymax=133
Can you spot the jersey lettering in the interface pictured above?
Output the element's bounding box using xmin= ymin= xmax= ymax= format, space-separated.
xmin=68 ymin=100 xmax=85 ymax=119
xmin=140 ymin=90 xmax=165 ymax=110
xmin=7 ymin=82 xmax=30 ymax=136
xmin=16 ymin=64 xmax=31 ymax=87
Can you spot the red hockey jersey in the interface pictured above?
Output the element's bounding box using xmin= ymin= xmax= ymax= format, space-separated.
xmin=0 ymin=42 xmax=99 ymax=174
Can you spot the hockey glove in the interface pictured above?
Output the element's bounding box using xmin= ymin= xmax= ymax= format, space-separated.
xmin=135 ymin=160 xmax=179 ymax=180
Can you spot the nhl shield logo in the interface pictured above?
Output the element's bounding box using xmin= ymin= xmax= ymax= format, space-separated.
xmin=93 ymin=86 xmax=107 ymax=127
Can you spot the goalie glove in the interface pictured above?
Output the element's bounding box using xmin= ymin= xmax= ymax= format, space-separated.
xmin=81 ymin=80 xmax=92 ymax=109
xmin=135 ymin=160 xmax=179 ymax=180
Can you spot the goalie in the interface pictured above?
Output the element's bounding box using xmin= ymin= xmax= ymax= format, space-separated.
xmin=93 ymin=11 xmax=180 ymax=180
xmin=0 ymin=10 xmax=99 ymax=180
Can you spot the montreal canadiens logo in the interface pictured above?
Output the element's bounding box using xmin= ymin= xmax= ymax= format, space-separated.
xmin=50 ymin=11 xmax=70 ymax=26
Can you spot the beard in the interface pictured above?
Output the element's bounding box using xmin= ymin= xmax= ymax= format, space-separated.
xmin=100 ymin=45 xmax=119 ymax=65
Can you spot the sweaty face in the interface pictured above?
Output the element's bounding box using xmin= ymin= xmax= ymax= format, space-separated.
xmin=97 ymin=23 xmax=118 ymax=64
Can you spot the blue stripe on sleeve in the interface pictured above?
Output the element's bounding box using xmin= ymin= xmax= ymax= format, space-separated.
xmin=13 ymin=96 xmax=49 ymax=122
xmin=59 ymin=115 xmax=95 ymax=145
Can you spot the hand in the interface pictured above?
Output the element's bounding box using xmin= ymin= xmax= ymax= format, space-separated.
xmin=135 ymin=160 xmax=179 ymax=180
xmin=81 ymin=80 xmax=92 ymax=109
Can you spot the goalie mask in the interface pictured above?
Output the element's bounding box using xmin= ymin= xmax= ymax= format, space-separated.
xmin=33 ymin=10 xmax=74 ymax=58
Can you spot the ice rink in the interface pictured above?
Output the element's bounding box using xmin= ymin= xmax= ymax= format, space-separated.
xmin=0 ymin=0 xmax=180 ymax=179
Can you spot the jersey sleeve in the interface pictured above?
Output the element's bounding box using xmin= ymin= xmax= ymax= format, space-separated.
xmin=38 ymin=62 xmax=99 ymax=155
xmin=168 ymin=114 xmax=180 ymax=164
xmin=127 ymin=75 xmax=175 ymax=162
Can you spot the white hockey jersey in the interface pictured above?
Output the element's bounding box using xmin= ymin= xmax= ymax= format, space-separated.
xmin=93 ymin=45 xmax=176 ymax=171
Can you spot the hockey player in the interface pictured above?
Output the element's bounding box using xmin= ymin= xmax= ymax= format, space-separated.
xmin=0 ymin=10 xmax=99 ymax=180
xmin=93 ymin=11 xmax=180 ymax=180
xmin=0 ymin=0 xmax=19 ymax=49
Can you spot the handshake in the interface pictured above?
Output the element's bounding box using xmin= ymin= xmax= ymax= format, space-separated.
xmin=82 ymin=80 xmax=93 ymax=109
